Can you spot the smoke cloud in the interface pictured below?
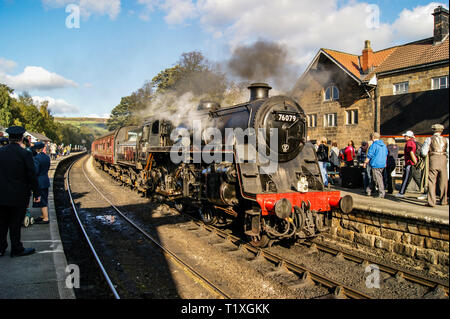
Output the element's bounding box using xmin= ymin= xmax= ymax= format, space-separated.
xmin=226 ymin=40 xmax=300 ymax=92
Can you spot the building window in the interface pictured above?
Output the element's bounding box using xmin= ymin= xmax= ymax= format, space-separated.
xmin=324 ymin=85 xmax=339 ymax=101
xmin=393 ymin=81 xmax=409 ymax=95
xmin=432 ymin=75 xmax=449 ymax=90
xmin=346 ymin=110 xmax=358 ymax=125
xmin=307 ymin=114 xmax=317 ymax=128
xmin=324 ymin=113 xmax=337 ymax=127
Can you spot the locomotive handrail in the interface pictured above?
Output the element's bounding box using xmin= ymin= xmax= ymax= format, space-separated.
xmin=208 ymin=101 xmax=251 ymax=118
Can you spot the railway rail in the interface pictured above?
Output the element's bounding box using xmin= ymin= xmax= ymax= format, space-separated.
xmin=182 ymin=216 xmax=449 ymax=298
xmin=68 ymin=154 xmax=449 ymax=299
xmin=66 ymin=155 xmax=230 ymax=299
xmin=180 ymin=218 xmax=372 ymax=299
xmin=303 ymin=240 xmax=449 ymax=296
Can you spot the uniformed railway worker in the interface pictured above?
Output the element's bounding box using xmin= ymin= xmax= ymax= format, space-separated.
xmin=421 ymin=124 xmax=449 ymax=207
xmin=0 ymin=126 xmax=40 ymax=257
xmin=32 ymin=142 xmax=51 ymax=224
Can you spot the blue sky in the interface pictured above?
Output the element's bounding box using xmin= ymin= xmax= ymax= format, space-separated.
xmin=0 ymin=0 xmax=448 ymax=118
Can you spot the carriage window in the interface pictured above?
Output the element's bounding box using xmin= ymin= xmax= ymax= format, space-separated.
xmin=152 ymin=121 xmax=160 ymax=134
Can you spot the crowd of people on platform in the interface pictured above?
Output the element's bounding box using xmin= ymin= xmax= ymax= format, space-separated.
xmin=314 ymin=124 xmax=449 ymax=208
xmin=0 ymin=126 xmax=82 ymax=258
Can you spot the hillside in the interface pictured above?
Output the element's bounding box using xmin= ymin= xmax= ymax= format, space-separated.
xmin=54 ymin=117 xmax=110 ymax=137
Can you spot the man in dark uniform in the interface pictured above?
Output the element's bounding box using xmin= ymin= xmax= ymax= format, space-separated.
xmin=32 ymin=142 xmax=51 ymax=224
xmin=0 ymin=126 xmax=40 ymax=257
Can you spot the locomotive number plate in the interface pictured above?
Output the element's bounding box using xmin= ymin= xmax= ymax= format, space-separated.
xmin=274 ymin=112 xmax=298 ymax=123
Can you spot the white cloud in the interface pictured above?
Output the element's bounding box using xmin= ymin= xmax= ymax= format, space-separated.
xmin=392 ymin=2 xmax=449 ymax=42
xmin=137 ymin=0 xmax=197 ymax=23
xmin=142 ymin=0 xmax=447 ymax=68
xmin=32 ymin=95 xmax=80 ymax=115
xmin=42 ymin=0 xmax=121 ymax=20
xmin=0 ymin=66 xmax=78 ymax=91
xmin=0 ymin=57 xmax=17 ymax=73
xmin=193 ymin=0 xmax=395 ymax=65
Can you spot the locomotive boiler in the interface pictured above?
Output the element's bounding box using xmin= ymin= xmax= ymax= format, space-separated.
xmin=92 ymin=83 xmax=353 ymax=247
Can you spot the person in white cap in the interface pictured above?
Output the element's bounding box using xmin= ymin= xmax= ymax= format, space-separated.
xmin=396 ymin=130 xmax=419 ymax=197
xmin=421 ymin=124 xmax=448 ymax=207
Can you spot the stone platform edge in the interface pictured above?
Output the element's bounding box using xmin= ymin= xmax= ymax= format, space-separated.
xmin=48 ymin=151 xmax=86 ymax=299
xmin=351 ymin=202 xmax=449 ymax=227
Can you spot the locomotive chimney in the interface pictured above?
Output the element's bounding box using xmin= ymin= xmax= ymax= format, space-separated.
xmin=248 ymin=83 xmax=272 ymax=101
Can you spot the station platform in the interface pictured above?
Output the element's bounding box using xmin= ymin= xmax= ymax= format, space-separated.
xmin=333 ymin=185 xmax=449 ymax=226
xmin=0 ymin=153 xmax=81 ymax=299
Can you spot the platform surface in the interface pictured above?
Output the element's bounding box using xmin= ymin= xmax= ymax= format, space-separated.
xmin=333 ymin=185 xmax=449 ymax=225
xmin=0 ymin=153 xmax=81 ymax=299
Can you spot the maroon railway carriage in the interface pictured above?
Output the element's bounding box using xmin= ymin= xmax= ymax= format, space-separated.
xmin=91 ymin=131 xmax=116 ymax=164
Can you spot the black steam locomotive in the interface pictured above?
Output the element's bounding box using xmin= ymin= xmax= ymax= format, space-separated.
xmin=92 ymin=83 xmax=352 ymax=247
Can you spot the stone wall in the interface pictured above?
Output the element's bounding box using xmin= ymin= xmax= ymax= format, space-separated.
xmin=293 ymin=59 xmax=376 ymax=149
xmin=377 ymin=65 xmax=449 ymax=96
xmin=329 ymin=210 xmax=449 ymax=267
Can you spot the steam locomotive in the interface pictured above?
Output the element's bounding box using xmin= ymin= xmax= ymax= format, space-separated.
xmin=92 ymin=83 xmax=353 ymax=247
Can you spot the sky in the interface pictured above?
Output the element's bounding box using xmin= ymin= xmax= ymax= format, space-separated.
xmin=0 ymin=0 xmax=448 ymax=118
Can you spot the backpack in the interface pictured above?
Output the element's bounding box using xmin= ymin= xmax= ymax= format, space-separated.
xmin=414 ymin=140 xmax=423 ymax=158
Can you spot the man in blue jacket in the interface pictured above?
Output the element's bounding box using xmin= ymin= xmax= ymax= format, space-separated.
xmin=32 ymin=142 xmax=51 ymax=224
xmin=363 ymin=132 xmax=388 ymax=198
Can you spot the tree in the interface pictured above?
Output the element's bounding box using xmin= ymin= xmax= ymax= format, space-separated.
xmin=0 ymin=84 xmax=17 ymax=128
xmin=107 ymin=95 xmax=139 ymax=130
xmin=0 ymin=82 xmax=95 ymax=146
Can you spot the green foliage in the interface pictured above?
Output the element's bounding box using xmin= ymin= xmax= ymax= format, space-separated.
xmin=107 ymin=51 xmax=230 ymax=129
xmin=0 ymin=83 xmax=95 ymax=147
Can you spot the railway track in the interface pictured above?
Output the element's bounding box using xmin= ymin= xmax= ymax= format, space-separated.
xmin=66 ymin=155 xmax=230 ymax=299
xmin=303 ymin=240 xmax=449 ymax=296
xmin=182 ymin=217 xmax=449 ymax=298
xmin=74 ymin=154 xmax=449 ymax=299
xmin=179 ymin=218 xmax=372 ymax=299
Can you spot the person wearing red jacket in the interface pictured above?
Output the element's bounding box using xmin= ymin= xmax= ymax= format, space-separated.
xmin=343 ymin=140 xmax=356 ymax=167
xmin=396 ymin=131 xmax=418 ymax=197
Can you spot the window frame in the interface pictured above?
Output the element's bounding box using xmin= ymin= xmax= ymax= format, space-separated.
xmin=324 ymin=113 xmax=337 ymax=127
xmin=324 ymin=85 xmax=339 ymax=101
xmin=307 ymin=114 xmax=317 ymax=128
xmin=393 ymin=81 xmax=409 ymax=95
xmin=432 ymin=75 xmax=449 ymax=90
xmin=345 ymin=109 xmax=358 ymax=125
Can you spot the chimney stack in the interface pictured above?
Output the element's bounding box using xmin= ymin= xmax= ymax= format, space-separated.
xmin=361 ymin=40 xmax=374 ymax=73
xmin=248 ymin=83 xmax=272 ymax=101
xmin=432 ymin=6 xmax=449 ymax=44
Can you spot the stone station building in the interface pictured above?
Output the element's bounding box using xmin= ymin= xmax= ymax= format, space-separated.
xmin=293 ymin=6 xmax=449 ymax=148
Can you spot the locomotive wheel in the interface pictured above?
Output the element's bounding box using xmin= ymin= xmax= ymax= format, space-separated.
xmin=199 ymin=206 xmax=217 ymax=226
xmin=249 ymin=234 xmax=270 ymax=248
